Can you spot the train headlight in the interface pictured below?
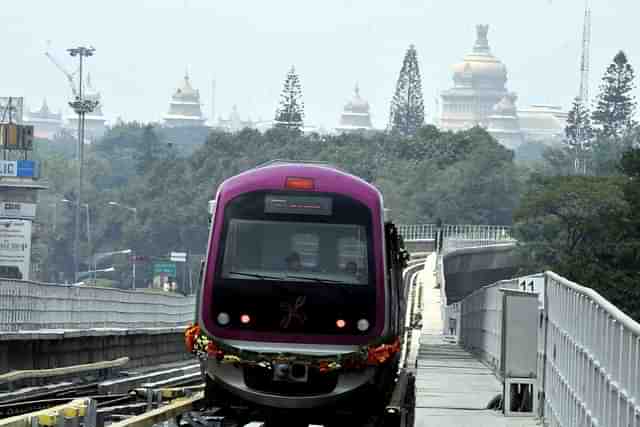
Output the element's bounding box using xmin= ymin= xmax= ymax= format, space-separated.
xmin=240 ymin=314 xmax=251 ymax=324
xmin=217 ymin=312 xmax=230 ymax=326
xmin=357 ymin=318 xmax=369 ymax=331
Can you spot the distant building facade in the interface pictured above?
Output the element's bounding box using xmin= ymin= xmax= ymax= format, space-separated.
xmin=335 ymin=84 xmax=374 ymax=134
xmin=487 ymin=94 xmax=524 ymax=149
xmin=440 ymin=25 xmax=512 ymax=131
xmin=23 ymin=99 xmax=63 ymax=139
xmin=163 ymin=73 xmax=207 ymax=127
xmin=440 ymin=24 xmax=567 ymax=148
xmin=216 ymin=105 xmax=254 ymax=132
xmin=517 ymin=105 xmax=568 ymax=145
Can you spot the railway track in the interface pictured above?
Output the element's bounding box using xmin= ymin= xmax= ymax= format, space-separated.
xmin=0 ymin=363 xmax=201 ymax=421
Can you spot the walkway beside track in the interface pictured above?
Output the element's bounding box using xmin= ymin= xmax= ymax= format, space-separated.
xmin=413 ymin=254 xmax=540 ymax=427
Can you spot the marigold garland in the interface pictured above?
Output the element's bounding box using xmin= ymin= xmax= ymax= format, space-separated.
xmin=184 ymin=323 xmax=401 ymax=374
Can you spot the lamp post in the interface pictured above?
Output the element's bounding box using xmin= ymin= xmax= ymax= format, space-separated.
xmin=67 ymin=45 xmax=98 ymax=282
xmin=108 ymin=201 xmax=138 ymax=289
xmin=107 ymin=202 xmax=137 ymax=224
xmin=76 ymin=266 xmax=115 ymax=283
xmin=92 ymin=249 xmax=131 ymax=286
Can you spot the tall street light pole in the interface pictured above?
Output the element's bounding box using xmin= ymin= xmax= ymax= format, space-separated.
xmin=68 ymin=46 xmax=98 ymax=282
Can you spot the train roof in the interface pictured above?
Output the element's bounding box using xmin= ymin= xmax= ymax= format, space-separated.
xmin=215 ymin=160 xmax=381 ymax=204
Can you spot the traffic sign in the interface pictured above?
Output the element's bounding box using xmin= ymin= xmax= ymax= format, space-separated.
xmin=170 ymin=252 xmax=187 ymax=263
xmin=153 ymin=262 xmax=176 ymax=276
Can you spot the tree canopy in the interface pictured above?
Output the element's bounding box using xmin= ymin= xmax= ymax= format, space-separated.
xmin=389 ymin=44 xmax=425 ymax=137
xmin=274 ymin=66 xmax=304 ymax=130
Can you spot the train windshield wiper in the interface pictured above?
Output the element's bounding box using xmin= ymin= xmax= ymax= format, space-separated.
xmin=285 ymin=275 xmax=349 ymax=284
xmin=228 ymin=271 xmax=284 ymax=281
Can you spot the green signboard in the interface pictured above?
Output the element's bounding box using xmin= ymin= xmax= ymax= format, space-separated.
xmin=153 ymin=262 xmax=176 ymax=276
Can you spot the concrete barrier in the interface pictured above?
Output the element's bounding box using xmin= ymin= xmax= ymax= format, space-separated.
xmin=0 ymin=280 xmax=195 ymax=332
xmin=0 ymin=327 xmax=191 ymax=376
xmin=442 ymin=243 xmax=519 ymax=305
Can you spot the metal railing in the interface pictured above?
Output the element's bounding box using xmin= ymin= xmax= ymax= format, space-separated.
xmin=457 ymin=270 xmax=640 ymax=426
xmin=541 ymin=271 xmax=640 ymax=427
xmin=397 ymin=224 xmax=437 ymax=241
xmin=397 ymin=223 xmax=514 ymax=242
xmin=0 ymin=280 xmax=195 ymax=332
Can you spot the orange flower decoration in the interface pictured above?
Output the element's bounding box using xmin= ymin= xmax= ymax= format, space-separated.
xmin=367 ymin=337 xmax=401 ymax=365
xmin=206 ymin=341 xmax=218 ymax=356
xmin=318 ymin=361 xmax=330 ymax=374
xmin=184 ymin=324 xmax=200 ymax=352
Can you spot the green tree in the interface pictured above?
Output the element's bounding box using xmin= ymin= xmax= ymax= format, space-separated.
xmin=389 ymin=44 xmax=425 ymax=136
xmin=565 ymin=97 xmax=594 ymax=173
xmin=274 ymin=66 xmax=304 ymax=130
xmin=592 ymin=51 xmax=637 ymax=139
xmin=514 ymin=174 xmax=640 ymax=320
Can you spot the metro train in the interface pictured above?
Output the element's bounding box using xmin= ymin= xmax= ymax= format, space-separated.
xmin=190 ymin=160 xmax=411 ymax=425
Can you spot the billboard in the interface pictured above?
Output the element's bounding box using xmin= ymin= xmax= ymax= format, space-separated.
xmin=0 ymin=220 xmax=31 ymax=280
xmin=0 ymin=97 xmax=23 ymax=124
xmin=0 ymin=160 xmax=39 ymax=178
xmin=0 ymin=202 xmax=36 ymax=219
xmin=0 ymin=125 xmax=34 ymax=150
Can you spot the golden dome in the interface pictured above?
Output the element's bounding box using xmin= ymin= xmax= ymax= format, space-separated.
xmin=452 ymin=25 xmax=507 ymax=88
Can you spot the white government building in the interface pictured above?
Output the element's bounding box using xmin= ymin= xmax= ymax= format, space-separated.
xmin=439 ymin=24 xmax=568 ymax=149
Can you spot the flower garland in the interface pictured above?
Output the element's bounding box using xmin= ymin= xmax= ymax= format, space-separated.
xmin=184 ymin=323 xmax=401 ymax=374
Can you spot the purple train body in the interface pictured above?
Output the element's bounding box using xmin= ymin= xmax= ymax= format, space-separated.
xmin=196 ymin=161 xmax=408 ymax=418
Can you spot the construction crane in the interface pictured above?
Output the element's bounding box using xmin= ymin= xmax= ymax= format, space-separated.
xmin=578 ymin=1 xmax=591 ymax=106
xmin=45 ymin=40 xmax=79 ymax=99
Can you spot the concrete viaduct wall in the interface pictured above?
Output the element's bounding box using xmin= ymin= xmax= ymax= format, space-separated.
xmin=0 ymin=328 xmax=191 ymax=376
xmin=442 ymin=243 xmax=520 ymax=305
xmin=403 ymin=239 xmax=435 ymax=254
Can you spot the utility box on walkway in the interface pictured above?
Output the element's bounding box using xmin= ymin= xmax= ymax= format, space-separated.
xmin=500 ymin=288 xmax=538 ymax=417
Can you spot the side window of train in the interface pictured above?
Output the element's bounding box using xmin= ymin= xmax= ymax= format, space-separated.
xmin=291 ymin=233 xmax=320 ymax=269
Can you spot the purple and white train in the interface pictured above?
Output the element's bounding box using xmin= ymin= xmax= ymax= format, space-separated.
xmin=195 ymin=160 xmax=410 ymax=424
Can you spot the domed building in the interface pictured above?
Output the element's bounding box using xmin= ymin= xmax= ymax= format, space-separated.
xmin=163 ymin=73 xmax=207 ymax=127
xmin=487 ymin=94 xmax=524 ymax=149
xmin=335 ymin=84 xmax=374 ymax=133
xmin=217 ymin=105 xmax=254 ymax=132
xmin=23 ymin=98 xmax=63 ymax=139
xmin=440 ymin=25 xmax=512 ymax=131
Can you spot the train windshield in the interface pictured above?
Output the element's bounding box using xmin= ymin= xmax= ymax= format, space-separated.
xmin=217 ymin=191 xmax=373 ymax=286
xmin=221 ymin=219 xmax=369 ymax=285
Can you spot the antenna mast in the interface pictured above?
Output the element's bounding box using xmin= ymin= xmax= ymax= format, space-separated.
xmin=579 ymin=1 xmax=591 ymax=106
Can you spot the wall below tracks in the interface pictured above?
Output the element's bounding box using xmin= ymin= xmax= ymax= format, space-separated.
xmin=0 ymin=328 xmax=190 ymax=376
xmin=442 ymin=244 xmax=519 ymax=304
xmin=403 ymin=240 xmax=434 ymax=254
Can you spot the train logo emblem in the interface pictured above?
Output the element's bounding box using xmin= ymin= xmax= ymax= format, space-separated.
xmin=280 ymin=296 xmax=307 ymax=329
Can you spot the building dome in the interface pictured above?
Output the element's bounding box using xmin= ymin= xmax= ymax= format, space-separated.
xmin=344 ymin=84 xmax=370 ymax=114
xmin=452 ymin=25 xmax=507 ymax=89
xmin=163 ymin=71 xmax=206 ymax=128
xmin=172 ymin=74 xmax=200 ymax=102
xmin=336 ymin=84 xmax=373 ymax=133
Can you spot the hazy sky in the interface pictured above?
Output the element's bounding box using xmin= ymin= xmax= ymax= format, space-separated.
xmin=2 ymin=0 xmax=639 ymax=129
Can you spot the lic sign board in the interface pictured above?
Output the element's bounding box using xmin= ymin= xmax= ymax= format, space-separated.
xmin=0 ymin=160 xmax=39 ymax=178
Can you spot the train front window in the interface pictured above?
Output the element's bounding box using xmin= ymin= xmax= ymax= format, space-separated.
xmin=221 ymin=219 xmax=369 ymax=285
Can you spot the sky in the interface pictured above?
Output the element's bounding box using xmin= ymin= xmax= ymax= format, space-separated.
xmin=1 ymin=0 xmax=639 ymax=130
